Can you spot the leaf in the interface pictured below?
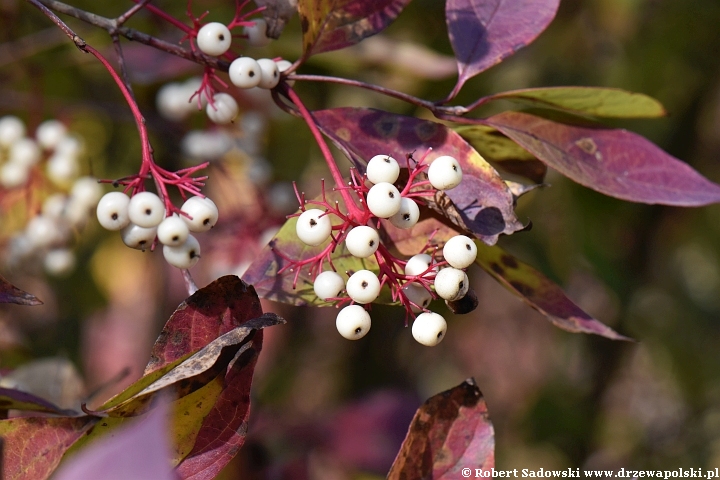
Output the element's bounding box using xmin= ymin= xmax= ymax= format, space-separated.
xmin=0 ymin=274 xmax=41 ymax=306
xmin=475 ymin=241 xmax=630 ymax=340
xmin=313 ymin=108 xmax=524 ymax=244
xmin=242 ymin=215 xmax=378 ymax=306
xmin=388 ymin=379 xmax=494 ymax=479
xmin=0 ymin=387 xmax=75 ymax=416
xmin=484 ymin=87 xmax=667 ymax=118
xmin=297 ymin=0 xmax=411 ymax=58
xmin=485 ymin=111 xmax=720 ymax=206
xmin=446 ymin=0 xmax=560 ymax=99
xmin=52 ymin=401 xmax=176 ymax=480
xmin=455 ymin=124 xmax=546 ymax=183
xmin=254 ymin=0 xmax=299 ymax=38
xmin=0 ymin=416 xmax=97 ymax=480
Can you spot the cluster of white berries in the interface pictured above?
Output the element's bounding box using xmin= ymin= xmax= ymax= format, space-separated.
xmin=0 ymin=116 xmax=102 ymax=276
xmin=293 ymin=153 xmax=472 ymax=346
xmin=96 ymin=191 xmax=218 ymax=269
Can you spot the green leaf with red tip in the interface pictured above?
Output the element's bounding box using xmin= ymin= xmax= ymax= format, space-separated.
xmin=388 ymin=379 xmax=494 ymax=479
xmin=313 ymin=108 xmax=524 ymax=245
xmin=485 ymin=111 xmax=720 ymax=206
xmin=0 ymin=387 xmax=75 ymax=416
xmin=474 ymin=241 xmax=630 ymax=340
xmin=454 ymin=124 xmax=546 ymax=183
xmin=0 ymin=416 xmax=97 ymax=480
xmin=242 ymin=215 xmax=378 ymax=307
xmin=298 ymin=0 xmax=412 ymax=58
xmin=0 ymin=275 xmax=41 ymax=306
xmin=481 ymin=87 xmax=667 ymax=118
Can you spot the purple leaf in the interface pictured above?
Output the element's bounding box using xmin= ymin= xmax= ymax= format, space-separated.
xmin=0 ymin=387 xmax=74 ymax=416
xmin=0 ymin=274 xmax=41 ymax=306
xmin=446 ymin=0 xmax=560 ymax=99
xmin=485 ymin=111 xmax=720 ymax=206
xmin=387 ymin=379 xmax=494 ymax=479
xmin=313 ymin=108 xmax=524 ymax=245
xmin=297 ymin=0 xmax=412 ymax=58
xmin=475 ymin=242 xmax=631 ymax=340
xmin=52 ymin=402 xmax=176 ymax=480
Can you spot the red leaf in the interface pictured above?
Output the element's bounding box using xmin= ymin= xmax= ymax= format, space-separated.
xmin=0 ymin=416 xmax=96 ymax=480
xmin=313 ymin=108 xmax=524 ymax=245
xmin=145 ymin=276 xmax=264 ymax=375
xmin=388 ymin=379 xmax=494 ymax=479
xmin=0 ymin=275 xmax=41 ymax=306
xmin=298 ymin=0 xmax=411 ymax=58
xmin=485 ymin=111 xmax=720 ymax=206
xmin=446 ymin=0 xmax=560 ymax=99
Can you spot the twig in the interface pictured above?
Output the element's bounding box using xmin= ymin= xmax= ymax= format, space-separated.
xmin=111 ymin=34 xmax=135 ymax=101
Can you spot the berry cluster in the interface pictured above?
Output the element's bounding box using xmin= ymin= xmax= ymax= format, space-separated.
xmin=96 ymin=191 xmax=218 ymax=269
xmin=277 ymin=151 xmax=476 ymax=346
xmin=0 ymin=115 xmax=102 ymax=276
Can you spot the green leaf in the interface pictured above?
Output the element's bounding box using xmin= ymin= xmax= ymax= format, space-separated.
xmin=484 ymin=86 xmax=666 ymax=118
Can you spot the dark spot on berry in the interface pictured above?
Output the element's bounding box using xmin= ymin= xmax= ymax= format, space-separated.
xmin=273 ymin=71 xmax=278 ymax=78
xmin=111 ymin=213 xmax=118 ymax=220
xmin=423 ymin=299 xmax=430 ymax=307
xmin=459 ymin=281 xmax=464 ymax=289
xmin=249 ymin=71 xmax=255 ymax=77
xmin=189 ymin=250 xmax=197 ymax=258
xmin=437 ymin=331 xmax=443 ymax=339
xmin=383 ymin=157 xmax=390 ymax=163
xmin=218 ymin=34 xmax=225 ymax=41
xmin=172 ymin=235 xmax=179 ymax=241
xmin=139 ymin=240 xmax=146 ymax=246
xmin=203 ymin=218 xmax=210 ymax=225
xmin=403 ymin=214 xmax=410 ymax=220
xmin=361 ymin=281 xmax=368 ymax=288
xmin=369 ymin=240 xmax=375 ymax=247
xmin=310 ymin=219 xmax=317 ymax=226
xmin=355 ymin=327 xmax=362 ymax=334
xmin=145 ymin=208 xmax=152 ymax=215
xmin=452 ymin=165 xmax=458 ymax=171
xmin=388 ymin=191 xmax=395 ymax=198
xmin=466 ymin=243 xmax=472 ymax=250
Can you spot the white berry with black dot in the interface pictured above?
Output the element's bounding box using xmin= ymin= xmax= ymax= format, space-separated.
xmin=346 ymin=270 xmax=381 ymax=304
xmin=345 ymin=225 xmax=379 ymax=258
xmin=206 ymin=93 xmax=239 ymax=124
xmin=256 ymin=58 xmax=280 ymax=89
xmin=313 ymin=270 xmax=345 ymax=300
xmin=428 ymin=155 xmax=462 ymax=190
xmin=163 ymin=234 xmax=201 ymax=269
xmin=97 ymin=191 xmax=131 ymax=231
xmin=366 ymin=182 xmax=401 ymax=218
xmin=366 ymin=155 xmax=399 ymax=184
xmin=443 ymin=235 xmax=477 ymax=269
xmin=196 ymin=22 xmax=232 ymax=56
xmin=434 ymin=267 xmax=469 ymax=301
xmin=121 ymin=223 xmax=157 ymax=251
xmin=412 ymin=312 xmax=447 ymax=346
xmin=157 ymin=215 xmax=190 ymax=246
xmin=336 ymin=305 xmax=371 ymax=340
xmin=404 ymin=253 xmax=435 ymax=277
xmin=128 ymin=191 xmax=166 ymax=228
xmin=389 ymin=197 xmax=420 ymax=229
xmin=180 ymin=196 xmax=219 ymax=232
xmin=229 ymin=57 xmax=262 ymax=89
xmin=403 ymin=284 xmax=433 ymax=313
xmin=295 ymin=209 xmax=332 ymax=246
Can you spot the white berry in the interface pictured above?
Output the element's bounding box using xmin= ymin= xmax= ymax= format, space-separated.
xmin=434 ymin=267 xmax=469 ymax=301
xmin=163 ymin=234 xmax=201 ymax=269
xmin=412 ymin=312 xmax=447 ymax=346
xmin=128 ymin=191 xmax=165 ymax=228
xmin=157 ymin=215 xmax=190 ymax=246
xmin=443 ymin=235 xmax=477 ymax=269
xmin=156 ymin=82 xmax=191 ymax=121
xmin=206 ymin=93 xmax=239 ymax=124
xmin=180 ymin=196 xmax=219 ymax=232
xmin=25 ymin=215 xmax=61 ymax=249
xmin=42 ymin=193 xmax=68 ymax=220
xmin=428 ymin=155 xmax=462 ymax=190
xmin=244 ymin=18 xmax=271 ymax=47
xmin=346 ymin=270 xmax=381 ymax=304
xmin=404 ymin=253 xmax=435 ymax=277
xmin=97 ymin=191 xmax=131 ymax=231
xmin=196 ymin=22 xmax=232 ymax=56
xmin=0 ymin=116 xmax=26 ymax=147
xmin=313 ymin=270 xmax=345 ymax=300
xmin=70 ymin=177 xmax=103 ymax=208
xmin=336 ymin=305 xmax=371 ymax=340
xmin=121 ymin=223 xmax=157 ymax=251
xmin=403 ymin=284 xmax=433 ymax=313
xmin=36 ymin=120 xmax=67 ymax=150
xmin=389 ymin=197 xmax=420 ymax=229
xmin=295 ymin=209 xmax=332 ymax=246
xmin=276 ymin=59 xmax=294 ymax=86
xmin=345 ymin=225 xmax=379 ymax=258
xmin=366 ymin=155 xmax=399 ymax=184
xmin=44 ymin=249 xmax=76 ymax=276
xmin=256 ymin=58 xmax=280 ymax=89
xmin=0 ymin=162 xmax=29 ymax=188
xmin=55 ymin=136 xmax=82 ymax=158
xmin=46 ymin=153 xmax=79 ymax=186
xmin=229 ymin=57 xmax=262 ymax=89
xmin=9 ymin=138 xmax=41 ymax=167
xmin=366 ymin=182 xmax=401 ymax=218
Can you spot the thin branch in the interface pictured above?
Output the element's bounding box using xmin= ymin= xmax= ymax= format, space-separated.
xmin=116 ymin=0 xmax=151 ymax=26
xmin=111 ymin=34 xmax=135 ymax=101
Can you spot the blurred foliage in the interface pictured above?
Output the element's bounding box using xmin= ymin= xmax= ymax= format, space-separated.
xmin=2 ymin=0 xmax=720 ymax=477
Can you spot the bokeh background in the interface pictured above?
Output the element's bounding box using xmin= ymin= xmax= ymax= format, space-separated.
xmin=2 ymin=0 xmax=720 ymax=477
